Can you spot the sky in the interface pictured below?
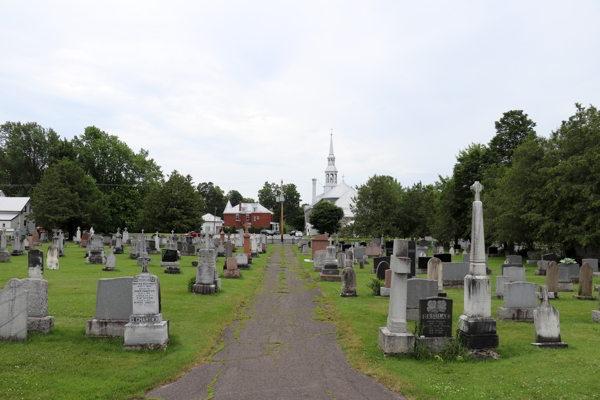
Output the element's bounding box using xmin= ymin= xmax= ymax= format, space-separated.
xmin=1 ymin=1 xmax=599 ymax=206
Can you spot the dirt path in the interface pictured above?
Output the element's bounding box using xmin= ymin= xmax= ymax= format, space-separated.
xmin=147 ymin=245 xmax=403 ymax=400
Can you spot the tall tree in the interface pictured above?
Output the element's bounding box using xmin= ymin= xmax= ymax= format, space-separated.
xmin=0 ymin=122 xmax=70 ymax=196
xmin=350 ymin=175 xmax=404 ymax=238
xmin=227 ymin=190 xmax=244 ymax=207
xmin=309 ymin=201 xmax=344 ymax=235
xmin=197 ymin=182 xmax=227 ymax=217
xmin=487 ymin=110 xmax=537 ymax=166
xmin=400 ymin=182 xmax=436 ymax=239
xmin=29 ymin=159 xmax=108 ymax=236
xmin=139 ymin=170 xmax=204 ymax=232
xmin=257 ymin=181 xmax=279 ymax=212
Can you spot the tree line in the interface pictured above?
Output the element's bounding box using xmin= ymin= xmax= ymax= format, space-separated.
xmin=0 ymin=123 xmax=303 ymax=236
xmin=349 ymin=104 xmax=600 ymax=256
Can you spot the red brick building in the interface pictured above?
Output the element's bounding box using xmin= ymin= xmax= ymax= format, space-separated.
xmin=223 ymin=201 xmax=273 ymax=229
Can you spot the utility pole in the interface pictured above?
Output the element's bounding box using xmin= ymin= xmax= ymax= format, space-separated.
xmin=213 ymin=206 xmax=217 ymax=235
xmin=276 ymin=180 xmax=285 ymax=243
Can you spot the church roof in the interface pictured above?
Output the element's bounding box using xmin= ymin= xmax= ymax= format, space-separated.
xmin=313 ymin=180 xmax=356 ymax=218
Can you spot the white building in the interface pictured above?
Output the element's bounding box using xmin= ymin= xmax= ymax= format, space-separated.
xmin=304 ymin=133 xmax=357 ymax=235
xmin=0 ymin=196 xmax=36 ymax=234
xmin=201 ymin=213 xmax=224 ymax=234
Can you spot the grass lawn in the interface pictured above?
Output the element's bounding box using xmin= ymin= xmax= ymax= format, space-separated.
xmin=297 ymin=247 xmax=600 ymax=400
xmin=0 ymin=241 xmax=272 ymax=400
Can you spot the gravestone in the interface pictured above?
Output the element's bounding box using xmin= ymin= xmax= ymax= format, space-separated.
xmin=365 ymin=243 xmax=381 ymax=257
xmin=0 ymin=230 xmax=11 ymax=262
xmin=340 ymin=267 xmax=357 ymax=297
xmin=427 ymin=257 xmax=444 ymax=294
xmin=442 ymin=262 xmax=469 ymax=288
xmin=11 ymin=229 xmax=24 ymax=256
xmin=47 ymin=245 xmax=59 ymax=270
xmin=161 ymin=249 xmax=180 ymax=274
xmin=372 ymin=237 xmax=381 ymax=246
xmin=542 ymin=253 xmax=558 ymax=262
xmin=558 ymin=266 xmax=573 ymax=292
xmin=123 ymin=259 xmax=169 ymax=350
xmin=504 ymin=265 xmax=526 ymax=282
xmin=58 ymin=230 xmax=65 ymax=256
xmin=86 ymin=277 xmax=133 ymax=337
xmin=114 ymin=229 xmax=124 ymax=254
xmin=573 ymin=263 xmax=595 ymax=300
xmin=80 ymin=231 xmax=89 ymax=248
xmin=582 ymin=258 xmax=598 ymax=273
xmin=406 ymin=278 xmax=439 ymax=320
xmin=12 ymin=277 xmax=54 ymax=334
xmin=497 ymin=282 xmax=537 ymax=321
xmin=506 ymin=255 xmax=522 ymax=264
xmin=87 ymin=236 xmax=106 ymax=264
xmin=419 ymin=256 xmax=432 ymax=274
xmin=103 ymin=253 xmax=116 ymax=271
xmin=385 ymin=241 xmax=394 ymax=256
xmin=130 ymin=240 xmax=140 ymax=259
xmin=224 ymin=257 xmax=240 ymax=278
xmin=122 ymin=228 xmax=129 ymax=244
xmin=75 ymin=227 xmax=81 ymax=244
xmin=354 ymin=247 xmax=365 ymax=261
xmin=532 ymin=286 xmax=567 ymax=348
xmin=433 ymin=253 xmax=451 ymax=263
xmin=28 ymin=250 xmax=44 ymax=279
xmin=546 ymin=262 xmax=560 ymax=295
xmin=419 ymin=297 xmax=453 ymax=337
xmin=379 ymin=240 xmax=415 ymax=355
xmin=0 ymin=280 xmax=28 ymax=342
xmin=536 ymin=260 xmax=551 ymax=276
xmin=320 ymin=242 xmax=341 ymax=282
xmin=494 ymin=275 xmax=509 ymax=298
xmin=337 ymin=253 xmax=346 ymax=270
xmin=236 ymin=253 xmax=249 ymax=270
xmin=380 ymin=269 xmax=392 ymax=297
xmin=375 ymin=258 xmax=391 ymax=281
xmin=408 ymin=241 xmax=416 ymax=278
xmin=193 ymin=241 xmax=217 ymax=294
xmin=559 ymin=263 xmax=580 ymax=283
xmin=314 ymin=250 xmax=326 ymax=272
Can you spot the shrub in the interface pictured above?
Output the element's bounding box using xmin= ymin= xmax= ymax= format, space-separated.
xmin=188 ymin=276 xmax=196 ymax=292
xmin=365 ymin=277 xmax=384 ymax=296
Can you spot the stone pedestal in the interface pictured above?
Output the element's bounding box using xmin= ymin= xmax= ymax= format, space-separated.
xmin=86 ymin=319 xmax=128 ymax=337
xmin=379 ymin=327 xmax=415 ymax=354
xmin=320 ymin=244 xmax=341 ymax=281
xmin=592 ymin=310 xmax=600 ymax=323
xmin=192 ymin=284 xmax=216 ymax=294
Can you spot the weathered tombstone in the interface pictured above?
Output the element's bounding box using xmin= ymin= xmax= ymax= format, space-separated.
xmin=76 ymin=227 xmax=81 ymax=243
xmin=161 ymin=249 xmax=180 ymax=274
xmin=80 ymin=231 xmax=89 ymax=248
xmin=123 ymin=259 xmax=169 ymax=350
xmin=573 ymin=263 xmax=595 ymax=300
xmin=427 ymin=257 xmax=444 ymax=293
xmin=375 ymin=259 xmax=391 ymax=281
xmin=546 ymin=262 xmax=560 ymax=295
xmin=558 ymin=266 xmax=573 ymax=292
xmin=582 ymin=258 xmax=598 ymax=273
xmin=337 ymin=253 xmax=346 ymax=270
xmin=380 ymin=269 xmax=392 ymax=297
xmin=379 ymin=239 xmax=415 ymax=355
xmin=506 ymin=255 xmax=522 ymax=264
xmin=314 ymin=250 xmax=326 ymax=272
xmin=11 ymin=229 xmax=24 ymax=256
xmin=224 ymin=257 xmax=240 ymax=278
xmin=320 ymin=241 xmax=341 ymax=282
xmin=86 ymin=277 xmax=133 ymax=337
xmin=86 ymin=236 xmax=106 ymax=264
xmin=0 ymin=230 xmax=11 ymax=262
xmin=442 ymin=262 xmax=469 ymax=288
xmin=418 ymin=297 xmax=453 ymax=352
xmin=532 ymin=286 xmax=567 ymax=348
xmin=497 ymin=282 xmax=537 ymax=321
xmin=58 ymin=230 xmax=65 ymax=256
xmin=103 ymin=253 xmax=116 ymax=271
xmin=114 ymin=229 xmax=124 ymax=254
xmin=458 ymin=181 xmax=498 ymax=351
xmin=122 ymin=227 xmax=129 ymax=244
xmin=47 ymin=245 xmax=59 ymax=270
xmin=340 ymin=267 xmax=357 ymax=297
xmin=542 ymin=253 xmax=558 ymax=262
xmin=28 ymin=250 xmax=44 ymax=279
xmin=536 ymin=260 xmax=550 ymax=276
xmin=130 ymin=239 xmax=140 ymax=259
xmin=406 ymin=278 xmax=439 ymax=320
xmin=494 ymin=275 xmax=509 ymax=298
xmin=11 ymin=277 xmax=54 ymax=334
xmin=0 ymin=279 xmax=28 ymax=342
xmin=504 ymin=266 xmax=526 ymax=282
xmin=236 ymin=253 xmax=249 ymax=270
xmin=193 ymin=240 xmax=217 ymax=294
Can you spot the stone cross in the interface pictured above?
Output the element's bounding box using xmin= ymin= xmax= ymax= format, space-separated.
xmin=471 ymin=181 xmax=484 ymax=201
xmin=540 ymin=284 xmax=549 ymax=306
xmin=139 ymin=255 xmax=150 ymax=274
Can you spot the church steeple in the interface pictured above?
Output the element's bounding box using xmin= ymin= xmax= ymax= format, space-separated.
xmin=324 ymin=129 xmax=338 ymax=193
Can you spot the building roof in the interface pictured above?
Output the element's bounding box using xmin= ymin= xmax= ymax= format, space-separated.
xmin=202 ymin=213 xmax=223 ymax=222
xmin=0 ymin=197 xmax=30 ymax=212
xmin=223 ymin=202 xmax=273 ymax=215
xmin=0 ymin=213 xmax=19 ymax=221
xmin=311 ymin=180 xmax=356 ymax=218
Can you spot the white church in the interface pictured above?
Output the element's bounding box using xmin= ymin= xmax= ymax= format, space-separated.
xmin=304 ymin=133 xmax=357 ymax=235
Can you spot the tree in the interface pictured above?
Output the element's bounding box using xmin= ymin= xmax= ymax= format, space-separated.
xmin=0 ymin=122 xmax=71 ymax=196
xmin=350 ymin=175 xmax=403 ymax=237
xmin=309 ymin=201 xmax=344 ymax=235
xmin=242 ymin=197 xmax=256 ymax=203
xmin=29 ymin=159 xmax=108 ymax=236
xmin=72 ymin=126 xmax=162 ymax=231
xmin=257 ymin=182 xmax=279 ymax=212
xmin=430 ymin=176 xmax=461 ymax=243
xmin=227 ymin=190 xmax=244 ymax=207
xmin=139 ymin=170 xmax=204 ymax=232
xmin=400 ymin=182 xmax=436 ymax=239
xmin=197 ymin=182 xmax=227 ymax=217
xmin=487 ymin=110 xmax=537 ymax=166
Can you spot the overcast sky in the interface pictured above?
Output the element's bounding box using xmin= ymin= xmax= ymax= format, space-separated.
xmin=1 ymin=1 xmax=599 ymax=205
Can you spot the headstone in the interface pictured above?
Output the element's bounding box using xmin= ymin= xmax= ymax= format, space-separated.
xmin=130 ymin=240 xmax=140 ymax=259
xmin=458 ymin=181 xmax=498 ymax=350
xmin=122 ymin=228 xmax=129 ymax=244
xmin=506 ymin=255 xmax=522 ymax=264
xmin=161 ymin=249 xmax=180 ymax=274
xmin=406 ymin=278 xmax=439 ymax=320
xmin=497 ymin=282 xmax=537 ymax=321
xmin=320 ymin=241 xmax=341 ymax=282
xmin=365 ymin=243 xmax=381 ymax=257
xmin=58 ymin=230 xmax=65 ymax=256
xmin=337 ymin=253 xmax=346 ymax=270
xmin=442 ymin=262 xmax=469 ymax=287
xmin=495 ymin=275 xmax=509 ymax=298
xmin=103 ymin=253 xmax=116 ymax=271
xmin=86 ymin=277 xmax=133 ymax=337
xmin=12 ymin=278 xmax=54 ymax=333
xmin=314 ymin=250 xmax=326 ymax=272
xmin=193 ymin=241 xmax=217 ymax=294
xmin=11 ymin=229 xmax=24 ymax=256
xmin=114 ymin=229 xmax=124 ymax=254
xmin=28 ymin=250 xmax=44 ymax=279
xmin=558 ymin=265 xmax=573 ymax=292
xmin=86 ymin=236 xmax=106 ymax=264
xmin=427 ymin=257 xmax=443 ymax=292
xmin=504 ymin=266 xmax=526 ymax=282
xmin=433 ymin=253 xmax=451 ymax=263
xmin=0 ymin=230 xmax=11 ymax=262
xmin=419 ymin=297 xmax=453 ymax=337
xmin=123 ymin=261 xmax=169 ymax=350
xmin=463 ymin=253 xmax=470 ymax=263
xmin=340 ymin=267 xmax=357 ymax=297
xmin=385 ymin=241 xmax=394 ymax=256
xmin=379 ymin=239 xmax=415 ymax=355
xmin=573 ymin=263 xmax=595 ymax=300
xmin=236 ymin=253 xmax=249 ymax=269
xmin=354 ymin=247 xmax=365 ymax=261
xmin=375 ymin=257 xmax=391 ymax=280
xmin=224 ymin=257 xmax=240 ymax=278
xmin=536 ymin=260 xmax=551 ymax=276
xmin=47 ymin=245 xmax=59 ymax=270
xmin=546 ymin=262 xmax=560 ymax=294
xmin=0 ymin=279 xmax=28 ymax=342
xmin=582 ymin=258 xmax=598 ymax=273
xmin=408 ymin=241 xmax=416 ymax=278
xmin=80 ymin=231 xmax=89 ymax=248
xmin=532 ymin=286 xmax=567 ymax=348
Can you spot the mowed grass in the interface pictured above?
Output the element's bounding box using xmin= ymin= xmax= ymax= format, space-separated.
xmin=0 ymin=241 xmax=272 ymax=400
xmin=297 ymin=248 xmax=600 ymax=400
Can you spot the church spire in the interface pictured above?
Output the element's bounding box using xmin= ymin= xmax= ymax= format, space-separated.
xmin=324 ymin=129 xmax=338 ymax=193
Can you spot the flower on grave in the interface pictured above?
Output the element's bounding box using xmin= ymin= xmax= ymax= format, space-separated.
xmin=434 ymin=355 xmax=443 ymax=362
xmin=560 ymin=258 xmax=576 ymax=265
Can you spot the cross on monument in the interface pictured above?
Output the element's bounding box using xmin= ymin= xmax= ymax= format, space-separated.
xmin=471 ymin=181 xmax=484 ymax=202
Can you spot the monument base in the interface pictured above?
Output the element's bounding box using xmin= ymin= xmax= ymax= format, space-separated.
xmin=124 ymin=320 xmax=169 ymax=350
xmin=592 ymin=310 xmax=600 ymax=323
xmin=87 ymin=257 xmax=106 ymax=264
xmin=27 ymin=316 xmax=55 ymax=334
xmin=114 ymin=248 xmax=124 ymax=255
xmin=496 ymin=307 xmax=535 ymax=322
xmin=531 ymin=342 xmax=568 ymax=349
xmin=86 ymin=319 xmax=128 ymax=337
xmin=458 ymin=315 xmax=498 ymax=349
xmin=11 ymin=250 xmax=24 ymax=256
xmin=193 ymin=284 xmax=216 ymax=295
xmin=573 ymin=295 xmax=596 ymax=300
xmin=340 ymin=290 xmax=357 ymax=297
xmin=164 ymin=267 xmax=181 ymax=274
xmin=320 ymin=273 xmax=342 ymax=282
xmin=416 ymin=336 xmax=454 ymax=353
xmin=102 ymin=266 xmax=116 ymax=271
xmin=238 ymin=265 xmax=251 ymax=270
xmin=314 ymin=266 xmax=323 ymax=272
xmin=224 ymin=269 xmax=240 ymax=278
xmin=129 ymin=254 xmax=139 ymax=260
xmin=537 ymin=292 xmax=558 ymax=299
xmin=437 ymin=292 xmax=447 ymax=297
xmin=379 ymin=327 xmax=415 ymax=355
xmin=0 ymin=251 xmax=11 ymax=262
xmin=379 ymin=287 xmax=390 ymax=297
xmin=443 ymin=280 xmax=464 ymax=289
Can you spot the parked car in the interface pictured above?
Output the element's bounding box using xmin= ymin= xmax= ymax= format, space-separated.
xmin=289 ymin=230 xmax=296 ymax=235
xmin=295 ymin=231 xmax=303 ymax=237
xmin=260 ymin=229 xmax=276 ymax=236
